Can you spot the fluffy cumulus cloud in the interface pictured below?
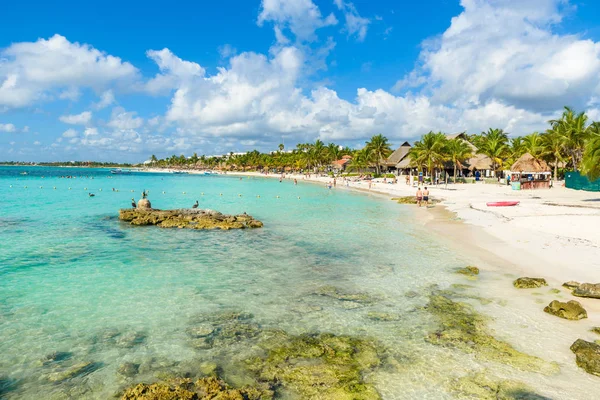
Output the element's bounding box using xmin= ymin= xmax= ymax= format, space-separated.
xmin=107 ymin=107 xmax=144 ymax=130
xmin=397 ymin=0 xmax=600 ymax=112
xmin=59 ymin=111 xmax=92 ymax=125
xmin=0 ymin=34 xmax=138 ymax=108
xmin=0 ymin=123 xmax=16 ymax=132
xmin=258 ymin=0 xmax=338 ymax=42
xmin=334 ymin=0 xmax=370 ymax=41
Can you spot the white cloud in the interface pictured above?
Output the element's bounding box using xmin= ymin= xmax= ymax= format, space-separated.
xmin=22 ymin=125 xmax=29 ymax=132
xmin=107 ymin=107 xmax=143 ymax=130
xmin=94 ymin=90 xmax=115 ymax=109
xmin=0 ymin=123 xmax=16 ymax=132
xmin=396 ymin=0 xmax=600 ymax=112
xmin=145 ymin=49 xmax=205 ymax=94
xmin=0 ymin=34 xmax=138 ymax=108
xmin=334 ymin=0 xmax=370 ymax=42
xmin=59 ymin=111 xmax=92 ymax=125
xmin=258 ymin=0 xmax=337 ymax=42
xmin=33 ymin=140 xmax=41 ymax=145
xmin=218 ymin=44 xmax=237 ymax=59
xmin=62 ymin=128 xmax=78 ymax=138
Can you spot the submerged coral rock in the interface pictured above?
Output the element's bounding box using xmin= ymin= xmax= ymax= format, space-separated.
xmin=366 ymin=312 xmax=400 ymax=322
xmin=450 ymin=372 xmax=546 ymax=400
xmin=572 ymin=283 xmax=600 ymax=299
xmin=35 ymin=351 xmax=72 ymax=367
xmin=570 ymin=339 xmax=600 ymax=376
xmin=119 ymin=208 xmax=263 ymax=230
xmin=121 ymin=377 xmax=273 ymax=400
xmin=118 ymin=362 xmax=140 ymax=378
xmin=591 ymin=327 xmax=600 ymax=336
xmin=425 ymin=294 xmax=558 ymax=374
xmin=563 ymin=281 xmax=581 ymax=289
xmin=250 ymin=333 xmax=382 ymax=399
xmin=313 ymin=285 xmax=377 ymax=304
xmin=456 ymin=266 xmax=480 ymax=276
xmin=47 ymin=361 xmax=95 ymax=382
xmin=513 ymin=277 xmax=548 ymax=289
xmin=115 ymin=331 xmax=146 ymax=348
xmin=543 ymin=300 xmax=587 ymax=320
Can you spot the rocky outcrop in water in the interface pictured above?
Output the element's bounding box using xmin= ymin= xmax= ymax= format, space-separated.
xmin=313 ymin=285 xmax=378 ymax=304
xmin=121 ymin=377 xmax=272 ymax=400
xmin=543 ymin=300 xmax=587 ymax=320
xmin=246 ymin=332 xmax=383 ymax=399
xmin=572 ymin=283 xmax=600 ymax=299
xmin=513 ymin=277 xmax=547 ymax=289
xmin=119 ymin=209 xmax=263 ymax=230
xmin=449 ymin=372 xmax=548 ymax=400
xmin=425 ymin=293 xmax=558 ymax=374
xmin=456 ymin=266 xmax=479 ymax=277
xmin=563 ymin=281 xmax=580 ymax=289
xmin=570 ymin=339 xmax=600 ymax=376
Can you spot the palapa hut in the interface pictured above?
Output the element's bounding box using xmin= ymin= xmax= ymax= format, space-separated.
xmin=510 ymin=153 xmax=551 ymax=189
xmin=383 ymin=142 xmax=411 ymax=173
xmin=445 ymin=133 xmax=493 ymax=179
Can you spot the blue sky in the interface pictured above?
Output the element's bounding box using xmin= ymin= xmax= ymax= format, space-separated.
xmin=1 ymin=0 xmax=600 ymax=162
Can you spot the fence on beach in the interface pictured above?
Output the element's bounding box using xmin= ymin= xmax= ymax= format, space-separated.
xmin=565 ymin=171 xmax=600 ymax=192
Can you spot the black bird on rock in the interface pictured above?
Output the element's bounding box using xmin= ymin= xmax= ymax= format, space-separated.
xmin=192 ymin=200 xmax=199 ymax=209
xmin=131 ymin=198 xmax=136 ymax=208
xmin=88 ymin=193 xmax=95 ymax=197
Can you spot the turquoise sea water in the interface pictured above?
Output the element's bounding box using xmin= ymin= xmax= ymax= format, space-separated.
xmin=1 ymin=166 xmax=599 ymax=399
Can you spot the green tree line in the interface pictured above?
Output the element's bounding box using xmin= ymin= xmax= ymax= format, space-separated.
xmin=147 ymin=106 xmax=599 ymax=181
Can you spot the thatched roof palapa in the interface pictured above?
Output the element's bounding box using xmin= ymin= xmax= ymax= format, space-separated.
xmin=467 ymin=153 xmax=493 ymax=171
xmin=510 ymin=153 xmax=550 ymax=173
xmin=383 ymin=142 xmax=411 ymax=167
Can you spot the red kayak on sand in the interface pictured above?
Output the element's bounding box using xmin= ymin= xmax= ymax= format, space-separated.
xmin=486 ymin=201 xmax=520 ymax=207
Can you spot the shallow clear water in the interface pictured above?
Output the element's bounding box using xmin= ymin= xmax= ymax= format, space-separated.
xmin=0 ymin=166 xmax=599 ymax=399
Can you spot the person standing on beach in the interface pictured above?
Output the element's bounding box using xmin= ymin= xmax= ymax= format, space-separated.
xmin=423 ymin=187 xmax=429 ymax=206
xmin=416 ymin=187 xmax=423 ymax=207
xmin=333 ymin=178 xmax=336 ymax=187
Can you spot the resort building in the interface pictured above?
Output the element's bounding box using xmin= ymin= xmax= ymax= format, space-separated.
xmin=382 ymin=141 xmax=411 ymax=174
xmin=332 ymin=155 xmax=352 ymax=172
xmin=445 ymin=133 xmax=494 ymax=179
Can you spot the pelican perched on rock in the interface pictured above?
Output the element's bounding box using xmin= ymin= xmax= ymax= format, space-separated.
xmin=131 ymin=198 xmax=136 ymax=208
xmin=192 ymin=200 xmax=199 ymax=209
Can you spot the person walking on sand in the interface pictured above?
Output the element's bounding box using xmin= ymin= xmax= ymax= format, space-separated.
xmin=423 ymin=187 xmax=430 ymax=206
xmin=416 ymin=187 xmax=423 ymax=207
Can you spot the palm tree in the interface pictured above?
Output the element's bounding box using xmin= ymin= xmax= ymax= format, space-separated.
xmin=408 ymin=132 xmax=448 ymax=183
xmin=541 ymin=127 xmax=566 ymax=183
xmin=278 ymin=143 xmax=284 ymax=152
xmin=347 ymin=149 xmax=370 ymax=174
xmin=508 ymin=137 xmax=526 ymax=164
xmin=327 ymin=143 xmax=340 ymax=163
xmin=365 ymin=134 xmax=392 ymax=175
xmin=479 ymin=128 xmax=509 ymax=175
xmin=550 ymin=106 xmax=589 ymax=171
xmin=523 ymin=133 xmax=545 ymax=159
xmin=150 ymin=154 xmax=158 ymax=166
xmin=311 ymin=139 xmax=328 ymax=170
xmin=446 ymin=138 xmax=472 ymax=183
xmin=582 ymin=122 xmax=600 ymax=180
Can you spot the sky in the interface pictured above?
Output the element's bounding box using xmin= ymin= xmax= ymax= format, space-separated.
xmin=1 ymin=0 xmax=600 ymax=162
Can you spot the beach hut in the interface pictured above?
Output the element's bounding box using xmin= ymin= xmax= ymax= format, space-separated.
xmin=509 ymin=153 xmax=551 ymax=189
xmin=383 ymin=142 xmax=411 ymax=173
